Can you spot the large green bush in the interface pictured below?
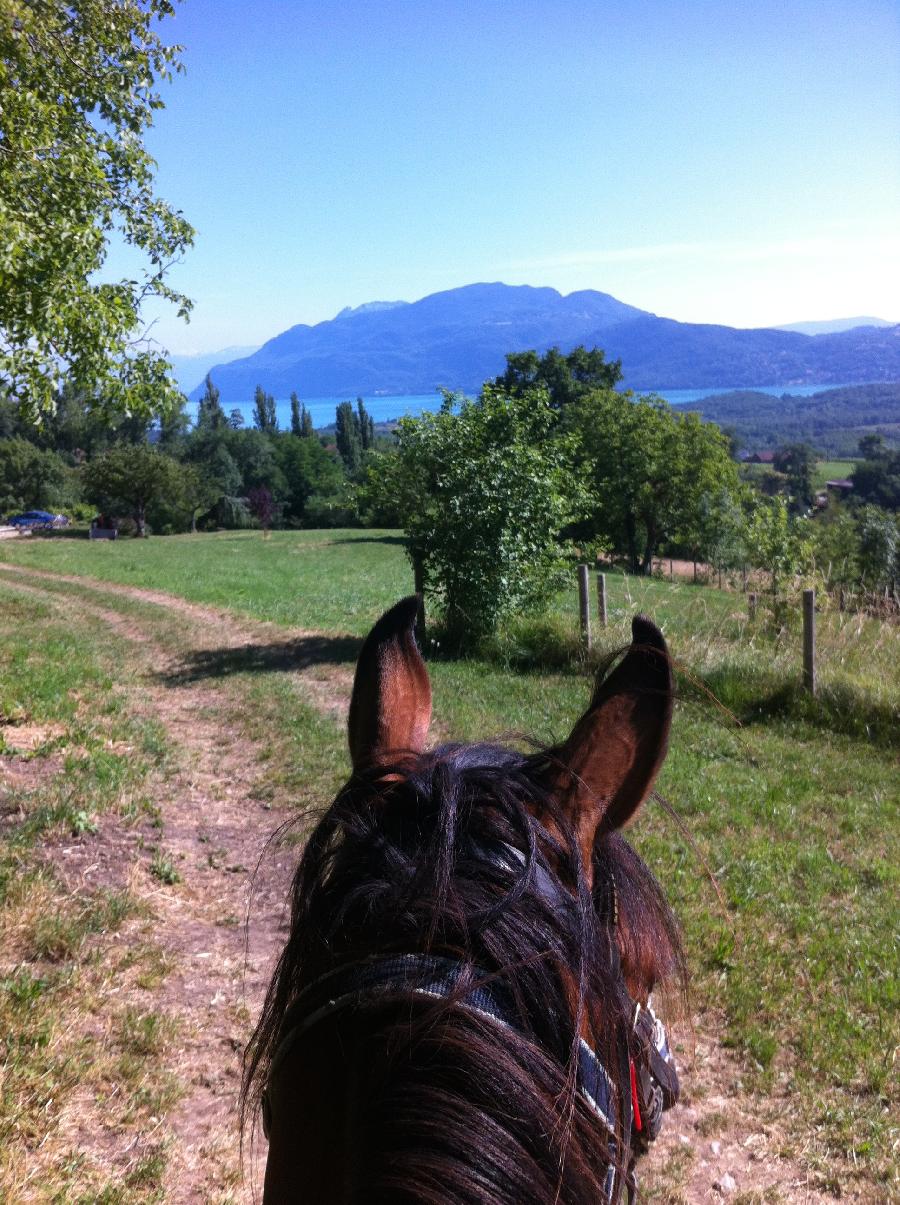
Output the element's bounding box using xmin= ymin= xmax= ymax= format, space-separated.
xmin=384 ymin=388 xmax=582 ymax=645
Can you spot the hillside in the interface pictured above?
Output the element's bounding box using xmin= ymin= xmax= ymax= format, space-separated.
xmin=190 ymin=283 xmax=900 ymax=403
xmin=167 ymin=344 xmax=260 ymax=394
xmin=774 ymin=317 xmax=893 ymax=335
xmin=686 ymin=382 xmax=900 ymax=455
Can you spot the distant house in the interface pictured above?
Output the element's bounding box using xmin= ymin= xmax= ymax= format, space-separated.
xmin=748 ymin=451 xmax=776 ymax=464
xmin=825 ymin=479 xmax=853 ymax=492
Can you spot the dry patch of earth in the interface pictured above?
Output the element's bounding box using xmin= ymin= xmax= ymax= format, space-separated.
xmin=646 ymin=1021 xmax=850 ymax=1204
xmin=0 ymin=565 xmax=353 ymax=1201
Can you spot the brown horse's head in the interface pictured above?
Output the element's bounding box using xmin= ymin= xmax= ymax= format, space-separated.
xmin=246 ymin=597 xmax=683 ymax=1204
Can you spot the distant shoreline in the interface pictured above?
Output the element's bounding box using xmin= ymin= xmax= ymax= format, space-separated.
xmin=191 ymin=380 xmax=869 ymax=431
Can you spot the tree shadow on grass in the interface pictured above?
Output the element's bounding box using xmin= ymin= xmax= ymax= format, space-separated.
xmin=154 ymin=634 xmax=362 ymax=687
xmin=328 ymin=534 xmax=408 ymax=547
xmin=692 ymin=666 xmax=899 ymax=750
xmin=24 ymin=527 xmax=89 ymax=540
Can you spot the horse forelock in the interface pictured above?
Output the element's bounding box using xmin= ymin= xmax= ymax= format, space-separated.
xmin=244 ymin=741 xmax=682 ymax=1203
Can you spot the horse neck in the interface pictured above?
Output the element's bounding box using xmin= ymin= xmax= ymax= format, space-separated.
xmin=263 ymin=1019 xmax=359 ymax=1204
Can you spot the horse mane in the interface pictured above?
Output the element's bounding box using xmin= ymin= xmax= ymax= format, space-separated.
xmin=243 ymin=741 xmax=684 ymax=1204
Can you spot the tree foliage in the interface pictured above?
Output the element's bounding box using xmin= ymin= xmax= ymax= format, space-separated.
xmin=571 ymin=391 xmax=739 ymax=573
xmin=745 ymin=495 xmax=812 ymax=595
xmin=197 ymin=376 xmax=226 ymax=430
xmin=855 ymin=505 xmax=898 ymax=589
xmin=0 ymin=437 xmax=73 ymax=513
xmin=493 ymin=346 xmax=623 ymax=409
xmin=851 ymin=448 xmax=900 ymax=511
xmin=290 ymin=391 xmax=314 ymax=438
xmin=253 ymin=385 xmax=278 ymax=433
xmin=696 ymin=487 xmax=749 ymax=578
xmin=82 ymin=443 xmax=183 ymax=536
xmin=1 ymin=380 xmax=150 ymax=455
xmin=356 ymin=397 xmax=375 ymax=449
xmin=274 ymin=433 xmax=344 ymax=524
xmin=0 ymin=0 xmax=194 ymax=419
xmin=689 ymin=383 xmax=900 ymax=458
xmin=382 ymin=388 xmax=582 ymax=644
xmin=811 ymin=503 xmax=860 ymax=590
xmin=772 ymin=443 xmax=816 ymax=511
xmin=335 ymin=400 xmax=362 ymax=474
xmin=247 ymin=485 xmax=275 ymax=531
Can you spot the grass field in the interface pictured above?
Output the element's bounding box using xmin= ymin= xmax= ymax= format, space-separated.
xmin=0 ymin=529 xmax=412 ymax=634
xmin=1 ymin=529 xmax=897 ymax=1201
xmin=742 ymin=460 xmax=856 ymax=491
xmin=812 ymin=460 xmax=856 ymax=488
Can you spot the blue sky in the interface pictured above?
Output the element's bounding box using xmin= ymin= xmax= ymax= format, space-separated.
xmin=127 ymin=0 xmax=900 ymax=354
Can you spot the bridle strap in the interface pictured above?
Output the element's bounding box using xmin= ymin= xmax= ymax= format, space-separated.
xmin=264 ymin=953 xmax=624 ymax=1200
xmin=262 ymin=847 xmax=679 ymax=1204
xmin=268 ymin=953 xmax=620 ymax=1130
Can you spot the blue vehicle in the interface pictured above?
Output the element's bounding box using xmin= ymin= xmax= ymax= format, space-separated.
xmin=6 ymin=510 xmax=69 ymax=530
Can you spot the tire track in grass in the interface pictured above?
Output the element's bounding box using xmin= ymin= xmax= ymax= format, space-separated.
xmin=0 ymin=567 xmax=354 ymax=1202
xmin=0 ymin=561 xmax=358 ymax=723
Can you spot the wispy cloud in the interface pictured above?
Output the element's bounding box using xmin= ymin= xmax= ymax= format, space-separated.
xmin=502 ymin=233 xmax=900 ymax=274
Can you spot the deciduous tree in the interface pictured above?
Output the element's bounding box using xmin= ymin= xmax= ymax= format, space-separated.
xmin=383 ymin=388 xmax=583 ymax=644
xmin=0 ymin=438 xmax=73 ymax=514
xmin=0 ymin=0 xmax=194 ymax=420
xmin=247 ymin=485 xmax=275 ymax=533
xmin=82 ymin=444 xmax=182 ymax=537
xmin=335 ymin=400 xmax=363 ymax=475
xmin=493 ymin=346 xmax=623 ymax=408
xmin=855 ymin=505 xmax=898 ymax=590
xmin=572 ymin=391 xmax=738 ymax=573
xmin=745 ymin=495 xmax=812 ymax=596
xmin=275 ymin=434 xmax=344 ymax=524
xmin=356 ymin=397 xmax=375 ymax=449
xmin=772 ymin=443 xmax=816 ymax=511
xmin=197 ymin=376 xmax=226 ymax=430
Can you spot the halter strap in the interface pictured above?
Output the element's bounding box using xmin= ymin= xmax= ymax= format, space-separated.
xmin=264 ymin=953 xmax=623 ymax=1200
xmin=262 ymin=846 xmax=678 ymax=1204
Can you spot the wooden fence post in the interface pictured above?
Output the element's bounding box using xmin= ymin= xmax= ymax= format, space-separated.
xmin=596 ymin=571 xmax=607 ymax=627
xmin=748 ymin=592 xmax=758 ymax=621
xmin=578 ymin=564 xmax=592 ymax=650
xmin=803 ymin=588 xmax=816 ymax=695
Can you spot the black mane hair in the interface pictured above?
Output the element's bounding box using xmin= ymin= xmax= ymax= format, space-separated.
xmin=243 ymin=741 xmax=683 ymax=1204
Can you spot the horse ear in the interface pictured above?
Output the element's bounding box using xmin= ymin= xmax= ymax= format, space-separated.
xmin=348 ymin=596 xmax=432 ymax=770
xmin=550 ymin=615 xmax=674 ymax=871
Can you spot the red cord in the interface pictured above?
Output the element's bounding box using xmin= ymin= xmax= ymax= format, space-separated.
xmin=630 ymin=1060 xmax=643 ymax=1132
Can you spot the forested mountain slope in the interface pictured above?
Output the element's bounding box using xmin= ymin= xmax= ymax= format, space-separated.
xmin=190 ymin=283 xmax=900 ymax=402
xmin=685 ymin=382 xmax=900 ymax=455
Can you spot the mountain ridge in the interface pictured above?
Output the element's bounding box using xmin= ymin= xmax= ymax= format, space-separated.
xmin=168 ymin=344 xmax=259 ymax=394
xmin=190 ymin=283 xmax=900 ymax=402
xmin=774 ymin=316 xmax=893 ymax=336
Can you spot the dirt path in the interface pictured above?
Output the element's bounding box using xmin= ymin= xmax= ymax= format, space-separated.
xmin=0 ymin=565 xmax=845 ymax=1203
xmin=0 ymin=565 xmax=356 ymax=1202
xmin=647 ymin=1021 xmax=844 ymax=1203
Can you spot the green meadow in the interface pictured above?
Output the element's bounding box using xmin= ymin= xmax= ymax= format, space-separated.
xmin=812 ymin=460 xmax=856 ymax=489
xmin=1 ymin=528 xmax=897 ymax=1199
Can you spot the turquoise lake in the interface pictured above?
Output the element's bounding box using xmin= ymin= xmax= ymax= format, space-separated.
xmin=209 ymin=382 xmax=851 ymax=431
